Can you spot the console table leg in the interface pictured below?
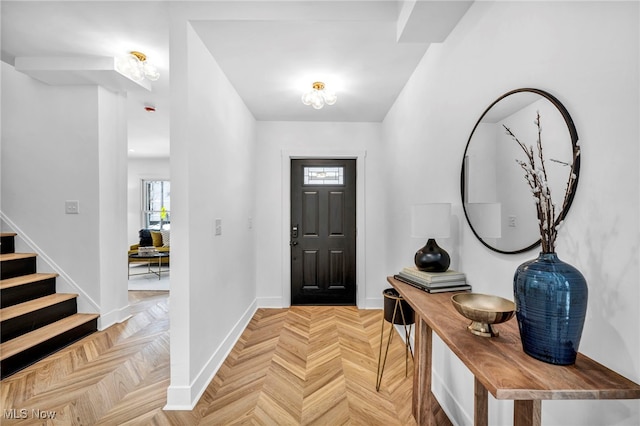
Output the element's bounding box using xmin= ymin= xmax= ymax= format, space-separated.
xmin=474 ymin=377 xmax=488 ymax=426
xmin=413 ymin=318 xmax=434 ymax=425
xmin=514 ymin=400 xmax=541 ymax=426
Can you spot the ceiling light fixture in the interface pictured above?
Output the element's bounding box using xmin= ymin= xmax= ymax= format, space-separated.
xmin=116 ymin=51 xmax=159 ymax=82
xmin=301 ymin=82 xmax=337 ymax=109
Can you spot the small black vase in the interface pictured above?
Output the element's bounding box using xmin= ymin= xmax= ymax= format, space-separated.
xmin=414 ymin=238 xmax=450 ymax=272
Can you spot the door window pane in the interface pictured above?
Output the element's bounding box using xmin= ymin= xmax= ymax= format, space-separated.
xmin=303 ymin=167 xmax=344 ymax=185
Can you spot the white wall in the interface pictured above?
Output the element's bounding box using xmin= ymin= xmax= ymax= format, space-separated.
xmin=127 ymin=157 xmax=170 ymax=245
xmin=1 ymin=62 xmax=129 ymax=326
xmin=97 ymin=87 xmax=130 ymax=327
xmin=166 ymin=20 xmax=258 ymax=409
xmin=383 ymin=2 xmax=639 ymax=425
xmin=254 ymin=121 xmax=388 ymax=308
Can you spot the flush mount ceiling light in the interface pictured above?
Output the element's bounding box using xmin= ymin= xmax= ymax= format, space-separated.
xmin=301 ymin=82 xmax=337 ymax=109
xmin=116 ymin=51 xmax=159 ymax=82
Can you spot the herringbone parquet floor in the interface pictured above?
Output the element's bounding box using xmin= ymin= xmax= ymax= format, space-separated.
xmin=0 ymin=291 xmax=451 ymax=425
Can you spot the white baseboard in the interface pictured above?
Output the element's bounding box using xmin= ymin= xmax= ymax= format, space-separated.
xmin=257 ymin=296 xmax=284 ymax=308
xmin=164 ymin=385 xmax=192 ymax=411
xmin=431 ymin=368 xmax=471 ymax=426
xmin=98 ymin=303 xmax=132 ymax=330
xmin=164 ymin=299 xmax=258 ymax=410
xmin=365 ymin=297 xmax=383 ymax=309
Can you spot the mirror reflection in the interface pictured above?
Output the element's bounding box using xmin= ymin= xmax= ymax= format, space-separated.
xmin=462 ymin=89 xmax=579 ymax=254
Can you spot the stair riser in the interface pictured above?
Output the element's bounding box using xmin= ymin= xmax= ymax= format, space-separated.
xmin=1 ymin=298 xmax=78 ymax=343
xmin=0 ymin=317 xmax=98 ymax=379
xmin=1 ymin=235 xmax=16 ymax=255
xmin=1 ymin=278 xmax=57 ymax=308
xmin=1 ymin=257 xmax=37 ymax=280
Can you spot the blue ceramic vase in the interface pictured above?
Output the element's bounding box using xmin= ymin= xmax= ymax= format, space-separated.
xmin=513 ymin=252 xmax=588 ymax=365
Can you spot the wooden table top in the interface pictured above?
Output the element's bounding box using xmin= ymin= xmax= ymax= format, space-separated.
xmin=388 ymin=276 xmax=640 ymax=401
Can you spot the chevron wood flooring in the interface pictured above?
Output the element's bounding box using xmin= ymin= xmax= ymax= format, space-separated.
xmin=0 ymin=291 xmax=452 ymax=425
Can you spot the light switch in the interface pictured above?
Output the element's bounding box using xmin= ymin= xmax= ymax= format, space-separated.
xmin=65 ymin=200 xmax=79 ymax=214
xmin=508 ymin=215 xmax=517 ymax=227
xmin=215 ymin=218 xmax=222 ymax=236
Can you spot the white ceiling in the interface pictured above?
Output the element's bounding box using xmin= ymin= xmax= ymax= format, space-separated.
xmin=1 ymin=1 xmax=473 ymax=158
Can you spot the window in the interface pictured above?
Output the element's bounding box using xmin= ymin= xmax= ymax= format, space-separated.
xmin=303 ymin=166 xmax=344 ymax=185
xmin=142 ymin=180 xmax=170 ymax=230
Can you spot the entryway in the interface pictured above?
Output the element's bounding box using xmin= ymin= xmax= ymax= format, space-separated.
xmin=290 ymin=159 xmax=356 ymax=305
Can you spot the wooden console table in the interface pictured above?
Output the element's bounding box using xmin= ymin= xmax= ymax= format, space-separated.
xmin=387 ymin=276 xmax=640 ymax=426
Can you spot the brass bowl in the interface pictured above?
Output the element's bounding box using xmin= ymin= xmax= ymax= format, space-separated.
xmin=451 ymin=293 xmax=515 ymax=337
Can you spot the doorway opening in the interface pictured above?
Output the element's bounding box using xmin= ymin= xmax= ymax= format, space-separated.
xmin=290 ymin=159 xmax=356 ymax=305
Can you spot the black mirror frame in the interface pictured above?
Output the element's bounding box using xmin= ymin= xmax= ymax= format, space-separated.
xmin=460 ymin=88 xmax=580 ymax=254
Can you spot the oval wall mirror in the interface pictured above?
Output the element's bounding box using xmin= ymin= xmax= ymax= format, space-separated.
xmin=461 ymin=88 xmax=580 ymax=254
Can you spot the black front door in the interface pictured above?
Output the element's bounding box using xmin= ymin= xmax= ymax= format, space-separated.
xmin=290 ymin=159 xmax=356 ymax=305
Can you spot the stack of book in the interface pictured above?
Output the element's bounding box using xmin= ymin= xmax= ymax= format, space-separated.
xmin=394 ymin=266 xmax=471 ymax=293
xmin=137 ymin=246 xmax=158 ymax=256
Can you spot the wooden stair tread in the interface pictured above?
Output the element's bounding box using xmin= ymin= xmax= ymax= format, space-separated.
xmin=0 ymin=252 xmax=37 ymax=261
xmin=0 ymin=231 xmax=100 ymax=379
xmin=0 ymin=273 xmax=59 ymax=290
xmin=0 ymin=313 xmax=99 ymax=361
xmin=0 ymin=293 xmax=78 ymax=322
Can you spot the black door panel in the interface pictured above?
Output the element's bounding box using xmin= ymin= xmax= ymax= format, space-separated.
xmin=291 ymin=159 xmax=356 ymax=305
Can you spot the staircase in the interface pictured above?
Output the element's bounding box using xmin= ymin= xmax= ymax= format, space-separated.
xmin=0 ymin=232 xmax=99 ymax=379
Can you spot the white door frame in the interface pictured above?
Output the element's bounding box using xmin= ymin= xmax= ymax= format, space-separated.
xmin=281 ymin=149 xmax=367 ymax=308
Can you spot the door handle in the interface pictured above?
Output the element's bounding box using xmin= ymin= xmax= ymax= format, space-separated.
xmin=290 ymin=241 xmax=298 ymax=247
